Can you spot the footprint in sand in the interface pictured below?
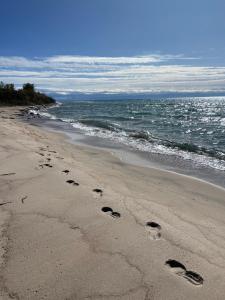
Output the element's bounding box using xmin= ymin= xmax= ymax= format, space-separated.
xmin=93 ymin=188 xmax=103 ymax=197
xmin=165 ymin=259 xmax=203 ymax=286
xmin=0 ymin=172 xmax=16 ymax=176
xmin=62 ymin=170 xmax=70 ymax=174
xmin=145 ymin=221 xmax=161 ymax=240
xmin=36 ymin=152 xmax=45 ymax=157
xmin=39 ymin=147 xmax=47 ymax=152
xmin=0 ymin=201 xmax=12 ymax=206
xmin=66 ymin=179 xmax=79 ymax=186
xmin=101 ymin=207 xmax=121 ymax=218
xmin=21 ymin=196 xmax=28 ymax=204
xmin=39 ymin=163 xmax=53 ymax=168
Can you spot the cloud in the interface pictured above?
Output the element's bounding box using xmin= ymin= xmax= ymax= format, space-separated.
xmin=45 ymin=54 xmax=193 ymax=65
xmin=0 ymin=54 xmax=225 ymax=94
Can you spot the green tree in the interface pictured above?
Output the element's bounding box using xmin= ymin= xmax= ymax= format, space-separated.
xmin=22 ymin=83 xmax=35 ymax=93
xmin=0 ymin=81 xmax=55 ymax=106
xmin=5 ymin=83 xmax=15 ymax=91
xmin=0 ymin=81 xmax=5 ymax=89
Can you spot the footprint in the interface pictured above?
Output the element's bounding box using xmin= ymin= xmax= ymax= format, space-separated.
xmin=70 ymin=225 xmax=80 ymax=230
xmin=39 ymin=164 xmax=53 ymax=168
xmin=0 ymin=202 xmax=12 ymax=206
xmin=145 ymin=221 xmax=161 ymax=240
xmin=111 ymin=211 xmax=121 ymax=218
xmin=101 ymin=207 xmax=121 ymax=219
xmin=93 ymin=188 xmax=103 ymax=196
xmin=21 ymin=196 xmax=28 ymax=204
xmin=66 ymin=180 xmax=79 ymax=186
xmin=62 ymin=170 xmax=70 ymax=174
xmin=101 ymin=206 xmax=113 ymax=215
xmin=165 ymin=259 xmax=186 ymax=275
xmin=36 ymin=152 xmax=45 ymax=157
xmin=44 ymin=163 xmax=52 ymax=167
xmin=183 ymin=271 xmax=204 ymax=286
xmin=165 ymin=259 xmax=203 ymax=286
xmin=0 ymin=172 xmax=16 ymax=176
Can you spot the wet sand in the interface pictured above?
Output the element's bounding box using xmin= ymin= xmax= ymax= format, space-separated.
xmin=0 ymin=107 xmax=225 ymax=299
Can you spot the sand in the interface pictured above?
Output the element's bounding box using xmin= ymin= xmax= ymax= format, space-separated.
xmin=0 ymin=107 xmax=225 ymax=300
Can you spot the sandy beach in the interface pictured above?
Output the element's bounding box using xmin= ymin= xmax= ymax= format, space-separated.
xmin=0 ymin=107 xmax=225 ymax=300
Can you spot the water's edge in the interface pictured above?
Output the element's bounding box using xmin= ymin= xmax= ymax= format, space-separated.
xmin=25 ymin=114 xmax=225 ymax=189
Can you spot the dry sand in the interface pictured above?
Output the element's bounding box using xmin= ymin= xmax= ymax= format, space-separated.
xmin=0 ymin=107 xmax=225 ymax=300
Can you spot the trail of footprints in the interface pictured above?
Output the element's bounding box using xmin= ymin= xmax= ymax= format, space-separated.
xmin=7 ymin=146 xmax=203 ymax=287
xmin=0 ymin=114 xmax=202 ymax=287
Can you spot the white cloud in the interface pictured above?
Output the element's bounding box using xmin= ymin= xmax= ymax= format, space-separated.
xmin=0 ymin=54 xmax=225 ymax=94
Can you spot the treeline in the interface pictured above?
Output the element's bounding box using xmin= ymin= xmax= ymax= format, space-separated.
xmin=0 ymin=82 xmax=55 ymax=106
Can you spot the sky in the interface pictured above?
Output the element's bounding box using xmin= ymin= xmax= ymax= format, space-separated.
xmin=1 ymin=0 xmax=225 ymax=95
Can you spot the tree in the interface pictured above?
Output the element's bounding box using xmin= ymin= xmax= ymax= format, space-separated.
xmin=0 ymin=81 xmax=5 ymax=89
xmin=0 ymin=81 xmax=55 ymax=106
xmin=5 ymin=83 xmax=15 ymax=91
xmin=22 ymin=83 xmax=35 ymax=93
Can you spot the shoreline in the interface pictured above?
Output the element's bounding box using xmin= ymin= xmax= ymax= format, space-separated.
xmin=27 ymin=111 xmax=225 ymax=189
xmin=0 ymin=107 xmax=225 ymax=299
xmin=67 ymin=135 xmax=225 ymax=193
xmin=40 ymin=120 xmax=225 ymax=193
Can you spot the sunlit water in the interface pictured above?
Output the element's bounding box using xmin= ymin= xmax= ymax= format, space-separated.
xmin=40 ymin=97 xmax=225 ymax=172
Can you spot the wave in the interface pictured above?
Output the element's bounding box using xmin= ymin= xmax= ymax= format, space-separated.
xmin=28 ymin=107 xmax=61 ymax=121
xmin=129 ymin=131 xmax=155 ymax=141
xmin=71 ymin=120 xmax=225 ymax=169
xmin=128 ymin=130 xmax=225 ymax=161
xmin=164 ymin=141 xmax=225 ymax=161
xmin=36 ymin=110 xmax=225 ymax=171
xmin=94 ymin=115 xmax=135 ymax=121
xmin=78 ymin=119 xmax=120 ymax=131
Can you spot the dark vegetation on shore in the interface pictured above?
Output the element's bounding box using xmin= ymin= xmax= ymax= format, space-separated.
xmin=0 ymin=82 xmax=55 ymax=106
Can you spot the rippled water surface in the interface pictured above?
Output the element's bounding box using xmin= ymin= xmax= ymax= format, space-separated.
xmin=44 ymin=97 xmax=225 ymax=171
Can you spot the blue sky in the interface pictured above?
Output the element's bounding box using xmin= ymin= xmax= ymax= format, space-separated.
xmin=1 ymin=0 xmax=225 ymax=94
